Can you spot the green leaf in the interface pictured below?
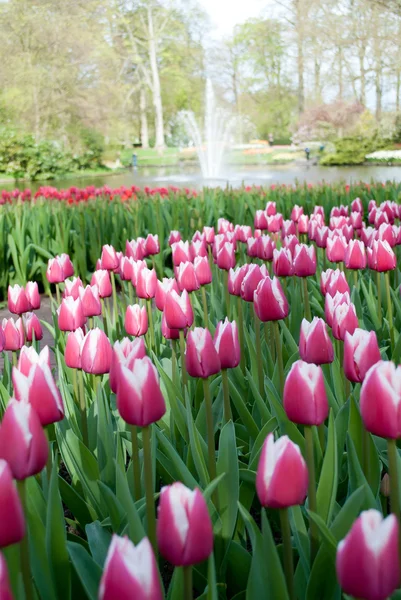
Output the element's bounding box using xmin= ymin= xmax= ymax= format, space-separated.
xmin=115 ymin=461 xmax=146 ymax=544
xmin=68 ymin=542 xmax=102 ymax=600
xmin=86 ymin=521 xmax=112 ymax=568
xmin=348 ymin=395 xmax=380 ymax=496
xmin=228 ymin=379 xmax=259 ymax=441
xmin=217 ymin=421 xmax=239 ymax=540
xmin=316 ymin=411 xmax=338 ymax=524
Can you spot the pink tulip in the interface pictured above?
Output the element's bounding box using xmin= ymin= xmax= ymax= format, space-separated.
xmin=90 ymin=270 xmax=112 ymax=298
xmin=79 ymin=285 xmax=102 ymax=317
xmin=136 ymin=268 xmax=157 ymax=299
xmin=109 ymin=338 xmax=147 ymax=394
xmin=351 ymin=197 xmax=363 ymax=213
xmin=360 ymin=361 xmax=401 ymax=438
xmin=80 ymin=328 xmax=112 ymax=375
xmin=58 ymin=297 xmax=86 ymax=331
xmin=25 ymin=281 xmax=40 ymax=310
xmin=282 ymin=235 xmax=300 ymax=255
xmin=254 ymin=210 xmax=268 ymax=230
xmin=282 ymin=220 xmax=296 ymax=237
xmin=65 ymin=329 xmax=85 ymax=369
xmin=119 ymin=256 xmax=134 ymax=281
xmin=161 ymin=312 xmax=180 ymax=341
xmin=164 ymin=290 xmax=193 ymax=330
xmin=256 ymin=434 xmax=308 ymax=508
xmin=125 ymin=305 xmax=148 ymax=337
xmin=203 ymin=226 xmax=215 ymax=244
xmin=194 ymin=256 xmax=212 ymax=285
xmin=332 ymin=302 xmax=358 ymax=340
xmin=273 ymin=248 xmax=293 ymax=277
xmin=8 ymin=285 xmax=31 ymax=314
xmin=214 ymin=319 xmax=240 ymax=369
xmin=218 ymin=218 xmax=234 ymax=234
xmin=2 ymin=318 xmax=23 ymax=351
xmin=17 ymin=345 xmax=50 ymax=376
xmin=168 ymin=230 xmax=182 ymax=246
xmin=176 ymin=262 xmax=200 ymax=293
xmin=367 ymin=240 xmax=396 ymax=272
xmin=284 ymin=361 xmax=328 ymax=425
xmin=60 ymin=254 xmax=74 ymax=278
xmin=350 ymin=211 xmax=363 ymax=229
xmin=266 ymin=201 xmax=277 ymax=215
xmin=315 ymin=226 xmax=329 ymax=248
xmin=267 ymin=214 xmax=283 ymax=233
xmin=291 ymin=205 xmax=303 ymax=222
xmin=145 ymin=234 xmax=160 ymax=256
xmin=116 ymin=357 xmax=166 ymax=426
xmin=336 ymin=510 xmax=400 ymax=600
xmin=325 ymin=291 xmax=350 ymax=327
xmin=299 ymin=317 xmax=334 ymax=364
xmin=155 ymin=278 xmax=179 ymax=312
xmin=131 ymin=260 xmax=146 ymax=287
xmin=298 ymin=214 xmax=309 ymax=234
xmin=157 ymin=482 xmax=213 ymax=566
xmin=63 ymin=277 xmax=84 ymax=300
xmin=292 ymin=244 xmax=316 ymax=277
xmin=235 ymin=225 xmax=253 ymax=243
xmin=228 ymin=265 xmax=249 ymax=296
xmin=0 ymin=552 xmax=15 ymax=599
xmin=99 ymin=535 xmax=163 ymax=600
xmin=254 ymin=277 xmax=289 ymax=321
xmin=172 ymin=241 xmax=191 ymax=266
xmin=257 ymin=236 xmax=275 ymax=261
xmin=46 ymin=257 xmax=65 ymax=284
xmin=241 ymin=264 xmax=266 ymax=302
xmin=326 ymin=236 xmax=348 ymax=263
xmin=125 ymin=239 xmax=145 ymax=261
xmin=23 ymin=312 xmax=43 ymax=342
xmin=344 ymin=240 xmax=367 ymax=270
xmin=246 ymin=237 xmax=258 ymax=258
xmin=191 ymin=240 xmax=208 ymax=259
xmin=216 ymin=242 xmax=236 ymax=270
xmin=185 ymin=328 xmax=221 ymax=378
xmin=0 ymin=460 xmax=25 ymax=547
xmin=0 ymin=399 xmax=48 ymax=480
xmin=343 ymin=329 xmax=381 ymax=383
xmin=320 ymin=269 xmax=350 ymax=296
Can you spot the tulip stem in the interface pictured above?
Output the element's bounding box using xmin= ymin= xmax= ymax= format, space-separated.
xmin=273 ymin=321 xmax=284 ymax=395
xmin=146 ymin=299 xmax=155 ymax=352
xmin=171 ymin=340 xmax=178 ymax=387
xmin=302 ymin=278 xmax=312 ymax=321
xmin=377 ymin=271 xmax=382 ymax=327
xmin=130 ymin=425 xmax=142 ymax=501
xmin=101 ymin=298 xmax=109 ymax=337
xmin=55 ymin=283 xmax=61 ymax=306
xmin=73 ymin=368 xmax=79 ymax=405
xmin=254 ymin=307 xmax=265 ymax=398
xmin=353 ymin=270 xmax=358 ymax=290
xmin=221 ymin=369 xmax=232 ymax=423
xmin=110 ymin=270 xmax=119 ymax=330
xmin=363 ymin=427 xmax=371 ymax=485
xmin=78 ymin=369 xmax=89 ymax=447
xmin=201 ymin=285 xmax=209 ymax=329
xmin=12 ymin=351 xmax=17 ymax=367
xmin=385 ymin=271 xmax=394 ymax=350
xmin=304 ymin=425 xmax=318 ymax=565
xmin=142 ymin=426 xmax=157 ymax=555
xmin=179 ymin=329 xmax=187 ymax=396
xmin=387 ymin=438 xmax=400 ymax=523
xmin=237 ymin=296 xmax=245 ymax=373
xmin=17 ymin=480 xmax=34 ymax=600
xmin=128 ymin=282 xmax=134 ymax=306
xmin=223 ymin=270 xmax=230 ymax=318
xmin=279 ymin=508 xmax=295 ymax=600
xmin=203 ymin=378 xmax=218 ymax=506
xmin=183 ymin=565 xmax=193 ymax=600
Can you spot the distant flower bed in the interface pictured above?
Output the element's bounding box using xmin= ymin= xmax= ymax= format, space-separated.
xmin=365 ymin=150 xmax=401 ymax=162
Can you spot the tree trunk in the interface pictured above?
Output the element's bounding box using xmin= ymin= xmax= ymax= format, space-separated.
xmin=140 ymin=87 xmax=149 ymax=149
xmin=295 ymin=0 xmax=305 ymax=114
xmin=147 ymin=5 xmax=165 ymax=150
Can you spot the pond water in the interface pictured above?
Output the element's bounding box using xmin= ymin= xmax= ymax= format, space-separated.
xmin=6 ymin=163 xmax=401 ymax=191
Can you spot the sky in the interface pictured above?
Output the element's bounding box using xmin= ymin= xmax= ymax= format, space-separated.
xmin=199 ymin=0 xmax=265 ymax=37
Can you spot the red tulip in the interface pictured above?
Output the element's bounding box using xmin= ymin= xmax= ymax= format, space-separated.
xmin=125 ymin=305 xmax=148 ymax=337
xmin=90 ymin=270 xmax=112 ymax=298
xmin=25 ymin=281 xmax=40 ymax=310
xmin=214 ymin=318 xmax=240 ymax=369
xmin=299 ymin=317 xmax=334 ymax=364
xmin=194 ymin=256 xmax=212 ymax=285
xmin=23 ymin=313 xmax=43 ymax=342
xmin=344 ymin=240 xmax=367 ymax=270
xmin=164 ymin=290 xmax=193 ymax=329
xmin=284 ymin=360 xmax=328 ymax=425
xmin=292 ymin=244 xmax=316 ymax=277
xmin=256 ymin=433 xmax=308 ymax=508
xmin=80 ymin=328 xmax=112 ymax=375
xmin=155 ymin=278 xmax=179 ymax=311
xmin=99 ymin=535 xmax=163 ymax=600
xmin=332 ymin=302 xmax=358 ymax=340
xmin=325 ymin=291 xmax=350 ymax=327
xmin=176 ymin=262 xmax=200 ymax=293
xmin=116 ymin=357 xmax=166 ymax=426
xmin=8 ymin=285 xmax=31 ymax=315
xmin=254 ymin=277 xmax=289 ymax=321
xmin=2 ymin=318 xmax=23 ymax=351
xmin=136 ymin=268 xmax=157 ymax=299
xmin=157 ymin=482 xmax=213 ymax=566
xmin=46 ymin=257 xmax=65 ymax=284
xmin=58 ymin=297 xmax=86 ymax=331
xmin=216 ymin=242 xmax=236 ymax=270
xmin=343 ymin=328 xmax=381 ymax=383
xmin=336 ymin=510 xmax=400 ymax=600
xmin=241 ymin=264 xmax=266 ymax=302
xmin=273 ymin=248 xmax=293 ymax=277
xmin=185 ymin=328 xmax=221 ymax=378
xmin=0 ymin=460 xmax=25 ymax=547
xmin=0 ymin=399 xmax=48 ymax=480
xmin=109 ymin=338 xmax=147 ymax=394
xmin=63 ymin=277 xmax=84 ymax=300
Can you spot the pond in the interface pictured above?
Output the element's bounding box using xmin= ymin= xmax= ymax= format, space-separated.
xmin=5 ymin=162 xmax=401 ymax=191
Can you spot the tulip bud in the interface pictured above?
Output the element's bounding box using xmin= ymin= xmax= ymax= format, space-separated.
xmin=292 ymin=244 xmax=316 ymax=277
xmin=216 ymin=242 xmax=236 ymax=271
xmin=284 ymin=360 xmax=328 ymax=425
xmin=23 ymin=312 xmax=43 ymax=342
xmin=90 ymin=270 xmax=112 ymax=298
xmin=136 ymin=268 xmax=157 ymax=299
xmin=99 ymin=535 xmax=163 ymax=600
xmin=46 ymin=257 xmax=65 ymax=284
xmin=0 ymin=460 xmax=25 ymax=547
xmin=299 ymin=317 xmax=334 ymax=364
xmin=65 ymin=329 xmax=85 ymax=369
xmin=164 ymin=290 xmax=193 ymax=330
xmin=176 ymin=262 xmax=200 ymax=293
xmin=324 ymin=291 xmax=350 ymax=327
xmin=241 ymin=264 xmax=266 ymax=302
xmin=8 ymin=285 xmax=31 ymax=315
xmin=214 ymin=319 xmax=240 ymax=369
xmin=332 ymin=302 xmax=358 ymax=340
xmin=336 ymin=510 xmax=400 ymax=600
xmin=194 ymin=256 xmax=212 ymax=286
xmin=116 ymin=357 xmax=166 ymax=426
xmin=228 ymin=265 xmax=249 ymax=296
xmin=145 ymin=234 xmax=160 ymax=256
xmin=109 ymin=338 xmax=147 ymax=394
xmin=343 ymin=329 xmax=381 ymax=383
xmin=157 ymin=482 xmax=213 ymax=566
xmin=125 ymin=304 xmax=148 ymax=337
xmin=2 ymin=318 xmax=23 ymax=351
xmin=58 ymin=297 xmax=86 ymax=331
xmin=256 ymin=434 xmax=308 ymax=508
xmin=254 ymin=277 xmax=289 ymax=321
xmin=63 ymin=277 xmax=84 ymax=300
xmin=185 ymin=328 xmax=221 ymax=378
xmin=25 ymin=281 xmax=40 ymax=310
xmin=81 ymin=328 xmax=112 ymax=375
xmin=273 ymin=248 xmax=293 ymax=277
xmin=344 ymin=240 xmax=367 ymax=270
xmin=0 ymin=399 xmax=48 ymax=479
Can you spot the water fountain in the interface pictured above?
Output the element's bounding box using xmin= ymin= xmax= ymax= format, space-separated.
xmin=181 ymin=79 xmax=236 ymax=179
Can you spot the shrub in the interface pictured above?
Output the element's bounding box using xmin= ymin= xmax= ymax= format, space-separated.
xmin=320 ymin=135 xmax=390 ymax=165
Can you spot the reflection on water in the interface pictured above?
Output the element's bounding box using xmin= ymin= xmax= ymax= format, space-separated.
xmin=6 ymin=163 xmax=401 ymax=192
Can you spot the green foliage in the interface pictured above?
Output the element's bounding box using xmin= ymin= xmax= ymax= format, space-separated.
xmin=320 ymin=135 xmax=390 ymax=165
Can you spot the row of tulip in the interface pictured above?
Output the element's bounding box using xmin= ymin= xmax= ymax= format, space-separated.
xmin=0 ymin=184 xmax=401 ymax=599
